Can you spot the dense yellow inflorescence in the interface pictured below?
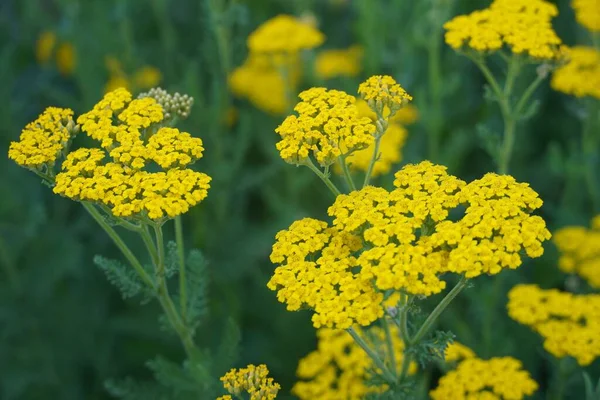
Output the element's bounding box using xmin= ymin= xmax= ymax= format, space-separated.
xmin=358 ymin=75 xmax=413 ymax=116
xmin=248 ymin=15 xmax=324 ymax=55
xmin=49 ymin=88 xmax=210 ymax=220
xmin=430 ymin=356 xmax=538 ymax=400
xmin=293 ymin=325 xmax=415 ymax=400
xmin=553 ymin=215 xmax=600 ymax=288
xmin=268 ymin=161 xmax=550 ymax=329
xmin=275 ymin=88 xmax=376 ymax=167
xmin=216 ymin=364 xmax=280 ymax=400
xmin=572 ymin=0 xmax=600 ymax=32
xmin=551 ymin=46 xmax=600 ymax=99
xmin=8 ymin=107 xmax=76 ymax=170
xmin=444 ymin=341 xmax=476 ymax=363
xmin=508 ymin=284 xmax=600 ymax=366
xmin=315 ymin=46 xmax=363 ymax=80
xmin=444 ymin=0 xmax=563 ymax=60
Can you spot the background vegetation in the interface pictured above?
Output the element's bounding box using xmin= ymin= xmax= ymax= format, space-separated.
xmin=0 ymin=0 xmax=598 ymax=398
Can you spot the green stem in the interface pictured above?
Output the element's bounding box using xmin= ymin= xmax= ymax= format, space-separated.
xmin=398 ymin=350 xmax=412 ymax=382
xmin=153 ymin=224 xmax=198 ymax=359
xmin=363 ymin=134 xmax=383 ymax=187
xmin=548 ymin=358 xmax=571 ymax=400
xmin=498 ymin=118 xmax=516 ymax=175
xmin=82 ymin=202 xmax=155 ymax=289
xmin=208 ymin=0 xmax=232 ymax=77
xmin=304 ymin=159 xmax=342 ymax=196
xmin=139 ymin=225 xmax=159 ymax=264
xmin=399 ymin=293 xmax=411 ymax=343
xmin=339 ymin=156 xmax=357 ymax=191
xmin=382 ymin=318 xmax=397 ymax=377
xmin=514 ymin=73 xmax=546 ymax=116
xmin=347 ymin=327 xmax=397 ymax=385
xmin=175 ymin=216 xmax=188 ymax=319
xmin=410 ymin=277 xmax=468 ymax=345
xmin=473 ymin=58 xmax=509 ymax=117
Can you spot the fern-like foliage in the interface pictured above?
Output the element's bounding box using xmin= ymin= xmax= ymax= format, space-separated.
xmin=94 ymin=255 xmax=146 ymax=299
xmin=183 ymin=249 xmax=209 ymax=334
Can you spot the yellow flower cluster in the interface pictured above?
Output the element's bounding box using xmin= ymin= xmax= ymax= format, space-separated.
xmin=508 ymin=284 xmax=600 ymax=366
xmin=217 ymin=364 xmax=280 ymax=400
xmin=358 ymin=75 xmax=413 ymax=116
xmin=293 ymin=326 xmax=415 ymax=400
xmin=551 ymin=46 xmax=600 ymax=99
xmin=444 ymin=341 xmax=476 ymax=363
xmin=431 ymin=173 xmax=551 ymax=277
xmin=315 ymin=46 xmax=363 ymax=80
xmin=553 ymin=215 xmax=600 ymax=288
xmin=230 ymin=14 xmax=323 ymax=114
xmin=275 ymin=88 xmax=376 ymax=167
xmin=268 ymin=161 xmax=550 ymax=328
xmin=8 ymin=107 xmax=76 ymax=170
xmin=247 ymin=15 xmax=324 ymax=55
xmin=104 ymin=56 xmax=162 ymax=94
xmin=229 ymin=55 xmax=297 ymax=115
xmin=267 ymin=218 xmax=381 ymax=329
xmin=35 ymin=31 xmax=76 ymax=76
xmin=572 ymin=0 xmax=600 ymax=32
xmin=444 ymin=0 xmax=563 ymax=60
xmin=51 ymin=88 xmax=210 ymax=220
xmin=430 ymin=356 xmax=538 ymax=399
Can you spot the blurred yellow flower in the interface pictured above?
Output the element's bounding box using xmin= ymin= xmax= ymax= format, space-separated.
xmin=315 ymin=46 xmax=363 ymax=80
xmin=551 ymin=46 xmax=600 ymax=99
xmin=56 ymin=43 xmax=76 ymax=76
xmin=132 ymin=66 xmax=162 ymax=90
xmin=35 ymin=31 xmax=77 ymax=76
xmin=36 ymin=31 xmax=56 ymax=64
xmin=104 ymin=57 xmax=162 ymax=94
xmin=572 ymin=0 xmax=600 ymax=32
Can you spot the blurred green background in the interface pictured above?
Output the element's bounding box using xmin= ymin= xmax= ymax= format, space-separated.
xmin=1 ymin=0 xmax=598 ymax=399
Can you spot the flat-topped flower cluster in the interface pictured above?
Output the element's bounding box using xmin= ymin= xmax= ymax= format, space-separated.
xmin=268 ymin=161 xmax=551 ymax=329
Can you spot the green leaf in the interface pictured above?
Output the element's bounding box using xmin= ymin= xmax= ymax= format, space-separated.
xmin=407 ymin=330 xmax=455 ymax=368
xmin=146 ymin=356 xmax=198 ymax=393
xmin=582 ymin=371 xmax=600 ymax=400
xmin=185 ymin=249 xmax=209 ymax=333
xmin=165 ymin=241 xmax=179 ymax=279
xmin=94 ymin=255 xmax=143 ymax=299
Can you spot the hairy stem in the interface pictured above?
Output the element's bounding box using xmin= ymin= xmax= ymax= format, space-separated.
xmin=304 ymin=159 xmax=342 ymax=196
xmin=410 ymin=277 xmax=468 ymax=345
xmin=339 ymin=156 xmax=357 ymax=191
xmin=347 ymin=327 xmax=397 ymax=385
xmin=83 ymin=202 xmax=155 ymax=289
xmin=175 ymin=216 xmax=188 ymax=319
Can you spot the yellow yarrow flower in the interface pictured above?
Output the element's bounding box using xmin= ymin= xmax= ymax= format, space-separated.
xmin=8 ymin=107 xmax=76 ymax=170
xmin=315 ymin=46 xmax=363 ymax=80
xmin=444 ymin=0 xmax=563 ymax=60
xmin=572 ymin=0 xmax=600 ymax=32
xmin=217 ymin=364 xmax=280 ymax=400
xmin=50 ymin=88 xmax=210 ymax=221
xmin=268 ymin=161 xmax=550 ymax=329
xmin=444 ymin=342 xmax=476 ymax=363
xmin=551 ymin=46 xmax=600 ymax=99
xmin=293 ymin=326 xmax=416 ymax=400
xmin=553 ymin=215 xmax=600 ymax=289
xmin=358 ymin=75 xmax=413 ymax=118
xmin=247 ymin=14 xmax=324 ymax=55
xmin=275 ymin=87 xmax=376 ymax=167
xmin=132 ymin=66 xmax=162 ymax=90
xmin=430 ymin=356 xmax=538 ymax=399
xmin=508 ymin=284 xmax=600 ymax=366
